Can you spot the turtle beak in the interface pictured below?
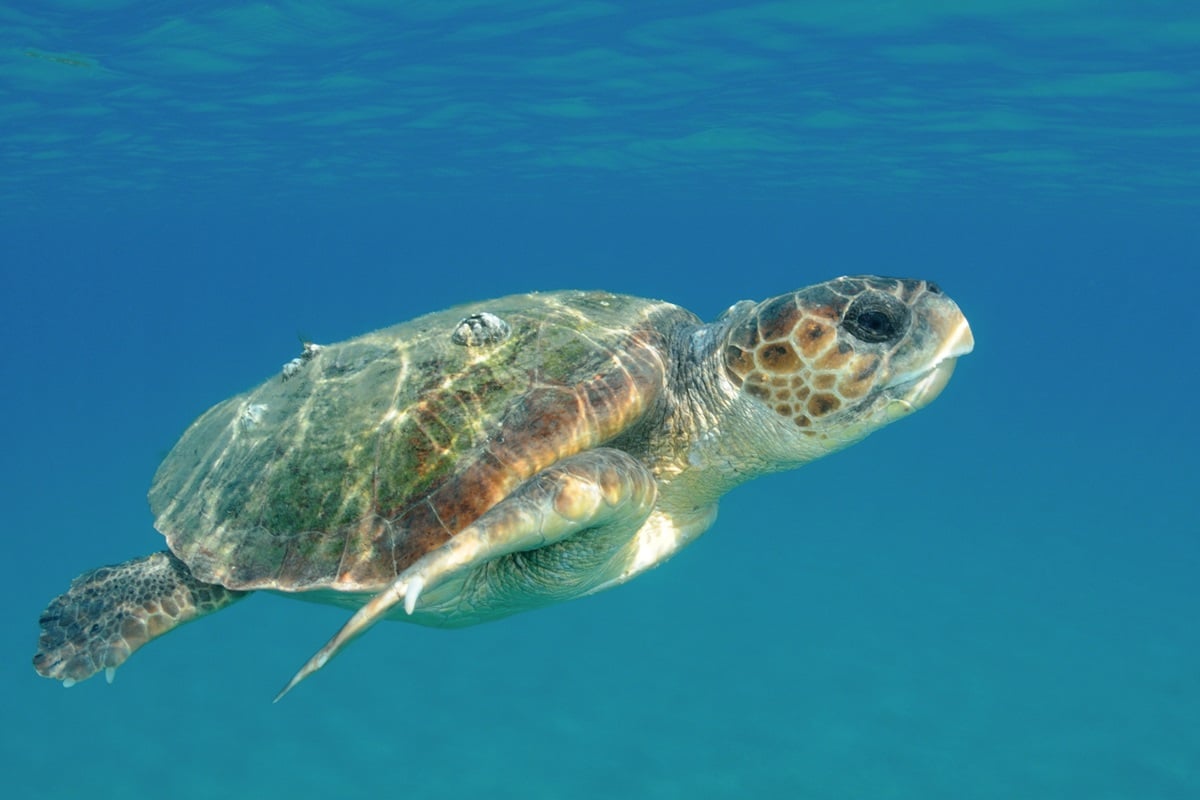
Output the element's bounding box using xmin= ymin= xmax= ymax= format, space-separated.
xmin=896 ymin=356 xmax=957 ymax=415
xmin=914 ymin=312 xmax=974 ymax=400
xmin=933 ymin=312 xmax=975 ymax=364
xmin=886 ymin=307 xmax=973 ymax=420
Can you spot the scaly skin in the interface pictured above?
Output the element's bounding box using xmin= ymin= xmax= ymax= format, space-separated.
xmin=33 ymin=551 xmax=244 ymax=685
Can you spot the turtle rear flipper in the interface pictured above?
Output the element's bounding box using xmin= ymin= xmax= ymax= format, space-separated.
xmin=34 ymin=551 xmax=245 ymax=686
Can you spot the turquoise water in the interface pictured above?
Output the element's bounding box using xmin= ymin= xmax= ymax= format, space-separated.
xmin=2 ymin=2 xmax=1197 ymax=797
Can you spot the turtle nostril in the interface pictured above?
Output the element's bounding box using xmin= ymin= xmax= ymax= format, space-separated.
xmin=926 ymin=282 xmax=942 ymax=295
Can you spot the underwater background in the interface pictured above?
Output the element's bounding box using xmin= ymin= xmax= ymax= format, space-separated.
xmin=2 ymin=2 xmax=1197 ymax=798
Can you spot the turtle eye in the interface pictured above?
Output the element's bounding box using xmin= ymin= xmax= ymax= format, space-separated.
xmin=842 ymin=292 xmax=910 ymax=343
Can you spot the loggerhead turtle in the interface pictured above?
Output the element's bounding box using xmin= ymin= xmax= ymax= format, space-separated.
xmin=33 ymin=276 xmax=973 ymax=700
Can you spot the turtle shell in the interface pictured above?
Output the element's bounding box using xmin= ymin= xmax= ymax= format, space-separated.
xmin=149 ymin=291 xmax=691 ymax=593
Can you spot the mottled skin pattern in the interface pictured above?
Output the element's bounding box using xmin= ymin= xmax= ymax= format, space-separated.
xmin=33 ymin=278 xmax=973 ymax=696
xmin=34 ymin=552 xmax=243 ymax=686
xmin=724 ymin=277 xmax=945 ymax=428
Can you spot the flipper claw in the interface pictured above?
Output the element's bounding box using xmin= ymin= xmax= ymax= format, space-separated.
xmin=274 ymin=576 xmax=414 ymax=702
xmin=404 ymin=576 xmax=424 ymax=615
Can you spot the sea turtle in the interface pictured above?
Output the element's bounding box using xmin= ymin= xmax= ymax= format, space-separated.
xmin=33 ymin=276 xmax=973 ymax=700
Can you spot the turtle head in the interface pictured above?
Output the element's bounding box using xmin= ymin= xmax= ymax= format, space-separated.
xmin=720 ymin=275 xmax=973 ymax=455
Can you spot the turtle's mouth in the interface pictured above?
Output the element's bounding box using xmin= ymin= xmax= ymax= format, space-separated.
xmin=885 ymin=315 xmax=974 ymax=419
xmin=889 ymin=357 xmax=958 ymax=416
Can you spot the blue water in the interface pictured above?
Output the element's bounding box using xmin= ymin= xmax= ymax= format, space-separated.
xmin=3 ymin=2 xmax=1197 ymax=797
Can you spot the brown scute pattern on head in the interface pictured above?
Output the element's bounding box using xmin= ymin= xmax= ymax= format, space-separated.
xmin=754 ymin=294 xmax=805 ymax=341
xmin=722 ymin=344 xmax=756 ymax=386
xmin=807 ymin=393 xmax=841 ymax=417
xmin=758 ymin=341 xmax=802 ymax=372
xmin=723 ymin=276 xmax=930 ymax=429
xmin=814 ymin=342 xmax=853 ymax=371
xmin=796 ymin=317 xmax=835 ymax=357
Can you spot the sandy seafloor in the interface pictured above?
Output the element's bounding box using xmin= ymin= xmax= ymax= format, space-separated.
xmin=1 ymin=2 xmax=1197 ymax=798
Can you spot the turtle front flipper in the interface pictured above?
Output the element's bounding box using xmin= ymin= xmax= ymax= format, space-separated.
xmin=33 ymin=551 xmax=246 ymax=686
xmin=276 ymin=448 xmax=658 ymax=700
